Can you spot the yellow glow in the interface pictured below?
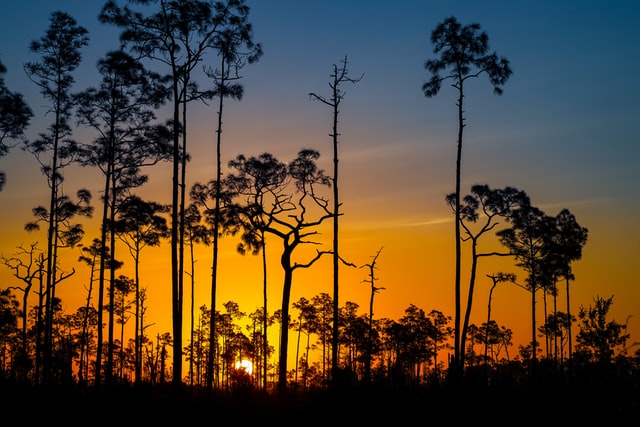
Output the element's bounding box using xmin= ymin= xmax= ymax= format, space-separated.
xmin=235 ymin=359 xmax=253 ymax=375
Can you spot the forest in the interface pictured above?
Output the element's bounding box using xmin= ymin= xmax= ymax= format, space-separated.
xmin=0 ymin=0 xmax=638 ymax=422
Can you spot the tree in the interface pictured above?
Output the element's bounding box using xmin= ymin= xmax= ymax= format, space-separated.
xmin=112 ymin=274 xmax=135 ymax=379
xmin=538 ymin=311 xmax=573 ymax=365
xmin=311 ymin=292 xmax=333 ymax=384
xmin=100 ymin=0 xmax=261 ymax=388
xmin=23 ymin=11 xmax=89 ymax=384
xmin=203 ymin=0 xmax=262 ymax=391
xmin=0 ymin=59 xmax=32 ymax=191
xmin=182 ymin=202 xmax=210 ymax=386
xmin=397 ymin=304 xmax=433 ymax=385
xmin=448 ymin=184 xmax=528 ymax=369
xmin=360 ymin=247 xmax=384 ymax=383
xmin=0 ymin=289 xmax=21 ymax=375
xmin=548 ymin=208 xmax=588 ymax=364
xmin=77 ymin=239 xmax=108 ymax=384
xmin=484 ymin=272 xmax=516 ymax=363
xmin=114 ymin=196 xmax=170 ymax=384
xmin=575 ymin=295 xmax=630 ymax=368
xmin=423 ymin=16 xmax=512 ymax=377
xmin=309 ymin=55 xmax=363 ymax=386
xmin=425 ymin=309 xmax=453 ymax=381
xmin=225 ymin=151 xmax=287 ymax=390
xmin=1 ymin=243 xmax=43 ymax=380
xmin=74 ymin=49 xmax=170 ymax=385
xmin=190 ymin=177 xmax=242 ymax=388
xmin=292 ymin=296 xmax=316 ymax=388
xmin=497 ymin=204 xmax=554 ymax=373
xmin=227 ymin=149 xmax=333 ymax=392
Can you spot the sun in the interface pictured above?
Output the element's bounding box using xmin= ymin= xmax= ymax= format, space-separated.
xmin=234 ymin=359 xmax=253 ymax=375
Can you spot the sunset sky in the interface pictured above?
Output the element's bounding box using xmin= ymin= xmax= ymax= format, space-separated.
xmin=1 ymin=0 xmax=639 ymax=361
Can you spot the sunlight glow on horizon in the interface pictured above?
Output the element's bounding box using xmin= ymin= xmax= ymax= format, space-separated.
xmin=235 ymin=359 xmax=253 ymax=375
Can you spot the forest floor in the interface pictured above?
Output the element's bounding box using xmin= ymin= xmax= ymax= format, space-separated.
xmin=2 ymin=379 xmax=639 ymax=425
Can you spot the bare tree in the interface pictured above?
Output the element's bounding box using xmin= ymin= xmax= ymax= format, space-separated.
xmin=309 ymin=55 xmax=363 ymax=386
xmin=360 ymin=247 xmax=384 ymax=383
xmin=2 ymin=243 xmax=43 ymax=379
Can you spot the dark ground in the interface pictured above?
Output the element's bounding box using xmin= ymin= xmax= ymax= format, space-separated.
xmin=2 ymin=380 xmax=638 ymax=425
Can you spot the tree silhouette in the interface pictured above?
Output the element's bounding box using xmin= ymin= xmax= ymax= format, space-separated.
xmin=575 ymin=295 xmax=630 ymax=368
xmin=309 ymin=55 xmax=363 ymax=386
xmin=426 ymin=309 xmax=453 ymax=381
xmin=448 ymin=184 xmax=528 ymax=369
xmin=292 ymin=296 xmax=317 ymax=388
xmin=100 ymin=0 xmax=261 ymax=387
xmin=182 ymin=202 xmax=210 ymax=387
xmin=1 ymin=243 xmax=43 ymax=379
xmin=227 ymin=149 xmax=333 ymax=392
xmin=202 ymin=0 xmax=262 ymax=390
xmin=423 ymin=16 xmax=512 ymax=377
xmin=360 ymin=246 xmax=384 ymax=383
xmin=114 ymin=196 xmax=170 ymax=384
xmin=23 ymin=11 xmax=89 ymax=384
xmin=497 ymin=204 xmax=554 ymax=374
xmin=77 ymin=238 xmax=109 ymax=384
xmin=484 ymin=272 xmax=516 ymax=364
xmin=0 ymin=59 xmax=32 ymax=191
xmin=548 ymin=208 xmax=588 ymax=365
xmin=75 ymin=49 xmax=170 ymax=385
xmin=226 ymin=151 xmax=287 ymax=390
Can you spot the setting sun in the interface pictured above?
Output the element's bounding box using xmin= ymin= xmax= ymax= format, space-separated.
xmin=234 ymin=359 xmax=253 ymax=375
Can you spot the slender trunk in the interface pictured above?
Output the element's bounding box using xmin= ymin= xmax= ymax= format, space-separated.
xmin=95 ymin=164 xmax=111 ymax=387
xmin=43 ymin=105 xmax=61 ymax=384
xmin=189 ymin=238 xmax=195 ymax=386
xmin=261 ymin=232 xmax=268 ymax=391
xmin=295 ymin=317 xmax=302 ymax=383
xmin=553 ymin=285 xmax=558 ymax=366
xmin=365 ymin=279 xmax=374 ymax=383
xmin=453 ymin=80 xmax=464 ymax=375
xmin=531 ymin=283 xmax=537 ymax=375
xmin=106 ymin=169 xmax=118 ymax=383
xmin=177 ymin=75 xmax=188 ymax=386
xmin=460 ymin=237 xmax=479 ymax=369
xmin=331 ymin=81 xmax=340 ymax=386
xmin=171 ymin=79 xmax=182 ymax=388
xmin=485 ymin=280 xmax=497 ymax=364
xmin=277 ymin=248 xmax=293 ymax=393
xmin=566 ymin=277 xmax=573 ymax=371
xmin=543 ymin=289 xmax=549 ymax=359
xmin=134 ymin=243 xmax=141 ymax=384
xmin=207 ymin=62 xmax=226 ymax=390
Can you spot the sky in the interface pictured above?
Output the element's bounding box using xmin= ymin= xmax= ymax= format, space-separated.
xmin=1 ymin=0 xmax=639 ymax=361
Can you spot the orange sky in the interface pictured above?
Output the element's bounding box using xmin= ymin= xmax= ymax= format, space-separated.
xmin=1 ymin=1 xmax=639 ymax=368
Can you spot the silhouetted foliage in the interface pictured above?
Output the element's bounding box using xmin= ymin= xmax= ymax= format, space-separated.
xmin=0 ymin=59 xmax=32 ymax=191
